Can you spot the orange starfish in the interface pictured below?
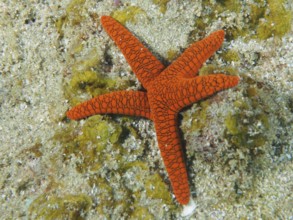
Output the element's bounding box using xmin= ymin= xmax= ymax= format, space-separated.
xmin=67 ymin=16 xmax=239 ymax=214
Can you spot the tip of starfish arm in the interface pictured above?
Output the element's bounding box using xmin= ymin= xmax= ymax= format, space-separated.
xmin=100 ymin=15 xmax=111 ymax=23
xmin=66 ymin=109 xmax=76 ymax=120
xmin=232 ymin=75 xmax=241 ymax=86
xmin=181 ymin=197 xmax=196 ymax=217
xmin=216 ymin=29 xmax=225 ymax=37
xmin=210 ymin=29 xmax=225 ymax=43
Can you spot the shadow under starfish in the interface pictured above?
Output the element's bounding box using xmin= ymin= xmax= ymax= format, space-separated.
xmin=67 ymin=16 xmax=239 ymax=217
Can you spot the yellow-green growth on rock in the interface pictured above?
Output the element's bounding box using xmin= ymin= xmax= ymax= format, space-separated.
xmin=63 ymin=115 xmax=123 ymax=173
xmin=129 ymin=206 xmax=155 ymax=220
xmin=68 ymin=70 xmax=116 ymax=104
xmin=222 ymin=50 xmax=240 ymax=63
xmin=192 ymin=0 xmax=291 ymax=41
xmin=223 ymin=77 xmax=271 ymax=172
xmin=256 ymin=0 xmax=292 ymax=39
xmin=112 ymin=6 xmax=146 ymax=25
xmin=145 ymin=173 xmax=173 ymax=205
xmin=71 ymin=49 xmax=101 ymax=74
xmin=189 ymin=100 xmax=210 ymax=132
xmin=216 ymin=0 xmax=242 ymax=13
xmin=28 ymin=194 xmax=92 ymax=220
xmin=65 ymin=0 xmax=86 ymax=25
xmin=199 ymin=65 xmax=238 ymax=76
xmin=224 ymin=101 xmax=269 ymax=150
xmin=166 ymin=49 xmax=180 ymax=62
xmin=55 ymin=0 xmax=87 ymax=36
xmin=152 ymin=0 xmax=171 ymax=14
xmin=64 ymin=48 xmax=117 ymax=105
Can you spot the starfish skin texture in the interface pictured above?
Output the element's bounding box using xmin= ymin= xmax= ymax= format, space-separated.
xmin=67 ymin=16 xmax=239 ymax=207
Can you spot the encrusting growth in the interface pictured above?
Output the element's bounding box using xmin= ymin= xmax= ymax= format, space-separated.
xmin=67 ymin=15 xmax=239 ymax=214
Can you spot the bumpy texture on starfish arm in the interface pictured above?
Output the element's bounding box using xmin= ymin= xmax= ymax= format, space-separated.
xmin=173 ymin=74 xmax=240 ymax=111
xmin=67 ymin=91 xmax=152 ymax=120
xmin=167 ymin=30 xmax=225 ymax=78
xmin=152 ymin=113 xmax=190 ymax=204
xmin=101 ymin=16 xmax=165 ymax=88
xmin=67 ymin=15 xmax=240 ymax=208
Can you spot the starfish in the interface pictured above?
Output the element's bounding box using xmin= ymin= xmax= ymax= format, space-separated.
xmin=67 ymin=16 xmax=239 ymax=215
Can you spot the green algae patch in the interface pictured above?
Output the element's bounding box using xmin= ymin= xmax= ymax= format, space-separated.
xmin=80 ymin=116 xmax=122 ymax=145
xmin=64 ymin=47 xmax=132 ymax=106
xmin=28 ymin=194 xmax=92 ymax=220
xmin=166 ymin=49 xmax=180 ymax=62
xmin=224 ymin=100 xmax=269 ymax=151
xmin=55 ymin=0 xmax=87 ymax=37
xmin=145 ymin=173 xmax=173 ymax=205
xmin=224 ymin=110 xmax=269 ymax=150
xmin=89 ymin=175 xmax=131 ymax=217
xmin=55 ymin=16 xmax=67 ymax=37
xmin=63 ymin=115 xmax=123 ymax=173
xmin=129 ymin=206 xmax=155 ymax=220
xmin=64 ymin=48 xmax=118 ymax=106
xmin=225 ymin=112 xmax=239 ymax=136
xmin=221 ymin=76 xmax=272 ymax=176
xmin=71 ymin=50 xmax=100 ymax=74
xmin=192 ymin=0 xmax=243 ymax=41
xmin=152 ymin=0 xmax=171 ymax=14
xmin=191 ymin=0 xmax=292 ymax=42
xmin=222 ymin=50 xmax=240 ymax=63
xmin=88 ymin=176 xmax=117 ymax=217
xmin=120 ymin=160 xmax=148 ymax=172
xmin=68 ymin=70 xmax=116 ymax=104
xmin=112 ymin=6 xmax=146 ymax=25
xmin=216 ymin=0 xmax=242 ymax=13
xmin=256 ymin=0 xmax=292 ymax=39
xmin=65 ymin=0 xmax=86 ymax=26
xmin=87 ymin=160 xmax=176 ymax=217
xmin=199 ymin=65 xmax=238 ymax=77
xmin=189 ymin=100 xmax=210 ymax=132
xmin=20 ymin=142 xmax=43 ymax=158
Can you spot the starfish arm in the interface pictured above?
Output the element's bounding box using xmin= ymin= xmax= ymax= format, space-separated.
xmin=171 ymin=74 xmax=239 ymax=111
xmin=66 ymin=91 xmax=152 ymax=120
xmin=153 ymin=112 xmax=190 ymax=205
xmin=101 ymin=16 xmax=165 ymax=88
xmin=164 ymin=30 xmax=225 ymax=78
